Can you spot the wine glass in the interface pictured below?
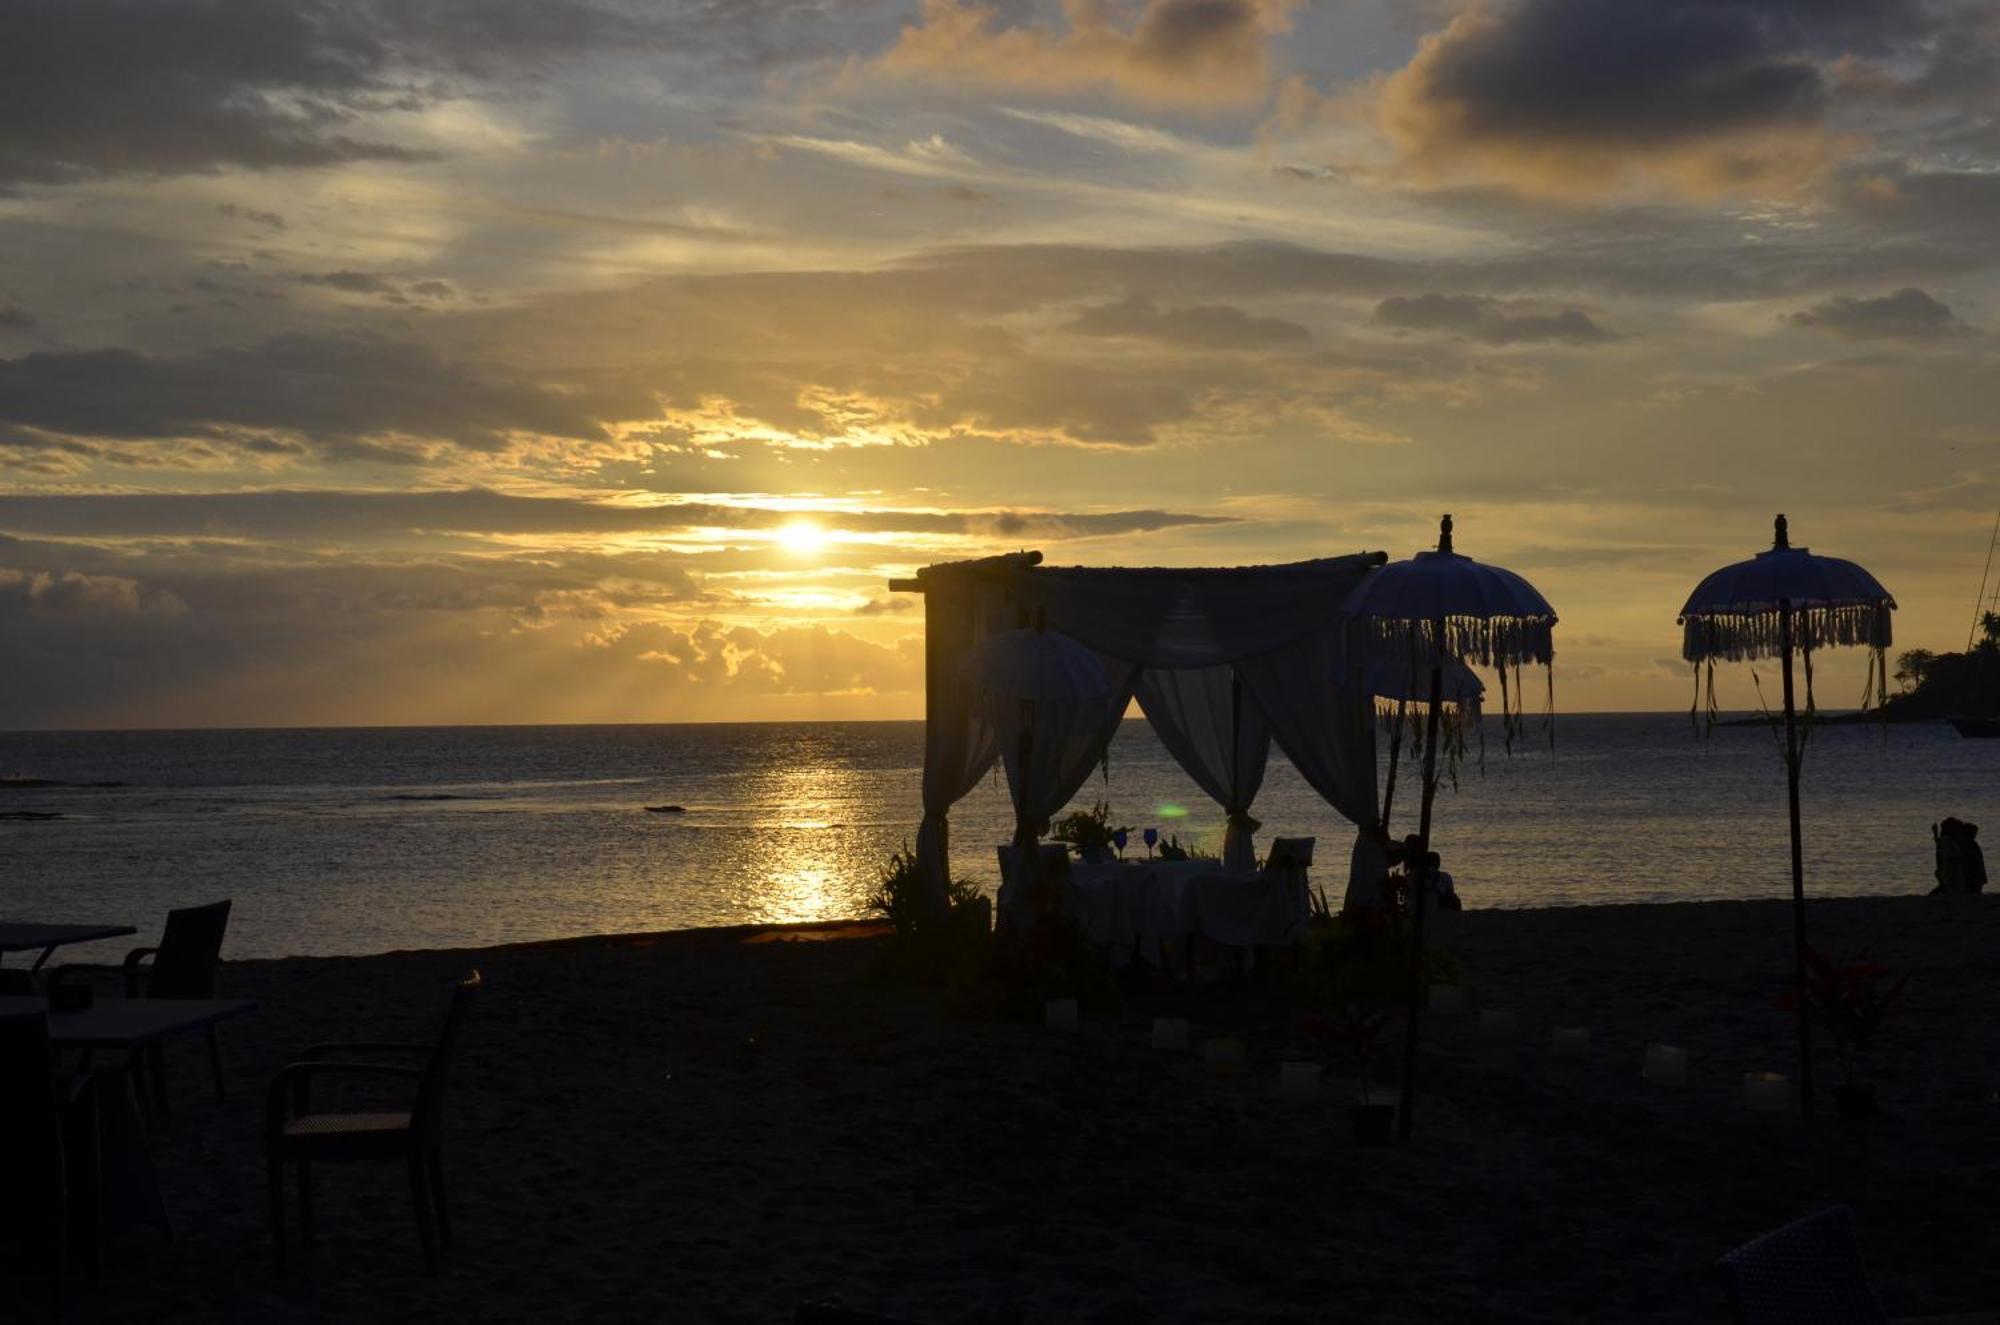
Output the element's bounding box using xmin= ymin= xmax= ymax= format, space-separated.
xmin=1143 ymin=827 xmax=1158 ymax=858
xmin=1112 ymin=828 xmax=1128 ymax=860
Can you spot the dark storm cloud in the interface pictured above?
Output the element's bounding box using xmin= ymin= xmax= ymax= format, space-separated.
xmin=0 ymin=0 xmax=655 ymax=187
xmin=0 ymin=487 xmax=1232 ymax=542
xmin=1064 ymin=294 xmax=1311 ymax=349
xmin=0 ymin=335 xmax=613 ymax=453
xmin=1785 ymin=288 xmax=1974 ymax=342
xmin=1373 ymin=293 xmax=1616 ymax=346
xmin=1380 ymin=0 xmax=1946 ymax=193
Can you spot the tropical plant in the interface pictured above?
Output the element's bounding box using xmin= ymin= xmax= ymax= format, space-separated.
xmin=1298 ymin=1004 xmax=1397 ymax=1104
xmin=1781 ymin=948 xmax=1907 ymax=1083
xmin=866 ymin=842 xmax=991 ymax=991
xmin=1893 ymin=648 xmax=1937 ymax=693
xmin=867 ymin=842 xmax=981 ymax=936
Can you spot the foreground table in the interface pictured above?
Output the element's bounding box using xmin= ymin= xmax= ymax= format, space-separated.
xmin=0 ymin=921 xmax=139 ymax=970
xmin=0 ymin=995 xmax=258 ymax=1234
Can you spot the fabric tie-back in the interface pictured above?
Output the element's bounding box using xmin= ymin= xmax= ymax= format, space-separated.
xmin=1133 ymin=665 xmax=1269 ymax=872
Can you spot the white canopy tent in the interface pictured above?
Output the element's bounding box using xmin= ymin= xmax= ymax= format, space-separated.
xmin=890 ymin=548 xmax=1390 ymax=907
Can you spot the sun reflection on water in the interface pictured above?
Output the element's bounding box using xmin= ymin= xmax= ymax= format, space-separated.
xmin=734 ymin=759 xmax=876 ymax=924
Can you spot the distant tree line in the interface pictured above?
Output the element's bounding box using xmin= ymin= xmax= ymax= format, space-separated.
xmin=1881 ymin=612 xmax=2000 ymax=719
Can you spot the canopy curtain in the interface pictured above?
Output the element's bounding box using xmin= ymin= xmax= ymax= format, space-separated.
xmin=915 ymin=580 xmax=1006 ymax=903
xmin=1132 ymin=665 xmax=1270 ymax=871
xmin=998 ymin=654 xmax=1142 ymax=845
xmin=1234 ymin=623 xmax=1380 ymax=831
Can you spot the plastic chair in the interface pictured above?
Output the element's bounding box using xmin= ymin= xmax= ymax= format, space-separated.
xmin=265 ymin=971 xmax=481 ymax=1273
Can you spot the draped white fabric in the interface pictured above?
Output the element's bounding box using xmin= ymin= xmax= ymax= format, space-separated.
xmin=998 ymin=656 xmax=1140 ymax=840
xmin=915 ymin=579 xmax=1007 ymax=902
xmin=912 ymin=552 xmax=1385 ymax=910
xmin=1234 ymin=624 xmax=1380 ymax=831
xmin=1133 ymin=665 xmax=1270 ymax=872
xmin=1008 ymin=558 xmax=1381 ymax=666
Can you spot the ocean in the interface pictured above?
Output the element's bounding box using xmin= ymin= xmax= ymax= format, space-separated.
xmin=1 ymin=715 xmax=1992 ymax=959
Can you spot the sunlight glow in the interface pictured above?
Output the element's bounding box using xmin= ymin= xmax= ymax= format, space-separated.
xmin=776 ymin=519 xmax=829 ymax=555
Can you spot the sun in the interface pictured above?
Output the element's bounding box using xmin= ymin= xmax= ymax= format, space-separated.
xmin=776 ymin=519 xmax=828 ymax=555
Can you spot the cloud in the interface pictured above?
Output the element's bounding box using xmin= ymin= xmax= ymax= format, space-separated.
xmin=1374 ymin=0 xmax=1897 ymax=197
xmin=0 ymin=567 xmax=186 ymax=617
xmin=0 ymin=487 xmax=1233 ymax=543
xmin=1064 ymin=294 xmax=1311 ymax=349
xmin=1373 ymin=293 xmax=1616 ymax=346
xmin=0 ymin=336 xmax=615 ymax=457
xmin=0 ymin=0 xmax=649 ymax=187
xmin=216 ymin=203 xmax=286 ymax=230
xmin=0 ymin=306 xmax=32 ymax=332
xmin=1785 ymin=287 xmax=1975 ymax=341
xmin=299 ymin=271 xmax=458 ymax=304
xmin=875 ymin=0 xmax=1296 ymax=109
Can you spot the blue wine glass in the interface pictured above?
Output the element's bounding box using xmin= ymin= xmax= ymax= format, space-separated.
xmin=1112 ymin=828 xmax=1128 ymax=858
xmin=1143 ymin=827 xmax=1158 ymax=857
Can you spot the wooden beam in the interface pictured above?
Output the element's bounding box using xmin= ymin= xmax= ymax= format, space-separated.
xmin=886 ymin=549 xmax=1043 ymax=594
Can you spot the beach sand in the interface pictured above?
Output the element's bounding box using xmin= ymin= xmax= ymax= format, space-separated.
xmin=54 ymin=896 xmax=2000 ymax=1323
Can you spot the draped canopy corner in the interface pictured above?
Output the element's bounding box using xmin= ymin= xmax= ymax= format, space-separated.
xmin=893 ymin=548 xmax=1391 ymax=903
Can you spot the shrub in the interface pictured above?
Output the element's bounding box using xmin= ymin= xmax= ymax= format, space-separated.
xmin=866 ymin=842 xmax=990 ymax=991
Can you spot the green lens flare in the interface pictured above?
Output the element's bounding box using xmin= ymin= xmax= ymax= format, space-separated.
xmin=1155 ymin=802 xmax=1189 ymax=820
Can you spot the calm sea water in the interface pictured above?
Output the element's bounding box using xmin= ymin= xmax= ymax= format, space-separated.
xmin=1 ymin=716 xmax=1992 ymax=959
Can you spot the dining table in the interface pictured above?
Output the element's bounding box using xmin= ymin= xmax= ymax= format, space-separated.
xmin=0 ymin=921 xmax=139 ymax=970
xmin=1 ymin=994 xmax=257 ymax=1235
xmin=1066 ymin=859 xmax=1309 ymax=964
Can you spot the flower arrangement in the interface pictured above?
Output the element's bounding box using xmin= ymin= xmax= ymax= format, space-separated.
xmin=1050 ymin=800 xmax=1130 ymax=862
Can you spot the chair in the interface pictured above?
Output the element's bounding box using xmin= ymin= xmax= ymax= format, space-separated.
xmin=0 ymin=1010 xmax=100 ymax=1315
xmin=129 ymin=899 xmax=232 ymax=1109
xmin=1718 ymin=1206 xmax=1888 ymax=1324
xmin=55 ymin=899 xmax=232 ymax=1111
xmin=265 ymin=971 xmax=481 ymax=1273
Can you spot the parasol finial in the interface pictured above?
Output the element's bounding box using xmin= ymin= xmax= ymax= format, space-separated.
xmin=1437 ymin=513 xmax=1454 ymax=555
xmin=1773 ymin=513 xmax=1789 ymax=550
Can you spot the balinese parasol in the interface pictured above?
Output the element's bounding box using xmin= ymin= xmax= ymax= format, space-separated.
xmin=1677 ymin=514 xmax=1894 ymax=1118
xmin=1345 ymin=514 xmax=1557 ymax=1143
xmin=961 ymin=624 xmax=1112 ymax=927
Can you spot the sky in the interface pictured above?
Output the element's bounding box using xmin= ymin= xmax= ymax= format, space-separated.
xmin=4 ymin=0 xmax=1999 ymax=728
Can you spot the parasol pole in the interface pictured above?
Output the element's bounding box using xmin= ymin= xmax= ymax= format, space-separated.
xmin=1778 ymin=595 xmax=1815 ymax=1118
xmin=1381 ymin=697 xmax=1407 ymax=831
xmin=1397 ymin=616 xmax=1446 ymax=1145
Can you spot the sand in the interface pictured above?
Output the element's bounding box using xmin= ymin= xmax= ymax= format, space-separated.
xmin=42 ymin=896 xmax=2000 ymax=1323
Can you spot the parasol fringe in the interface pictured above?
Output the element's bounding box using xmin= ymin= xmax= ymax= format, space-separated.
xmin=1364 ymin=615 xmax=1555 ymax=670
xmin=1680 ymin=601 xmax=1891 ymax=664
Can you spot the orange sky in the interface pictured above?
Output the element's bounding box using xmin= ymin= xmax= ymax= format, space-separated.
xmin=2 ymin=1 xmax=1996 ymax=726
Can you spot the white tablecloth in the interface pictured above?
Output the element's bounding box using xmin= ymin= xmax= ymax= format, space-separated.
xmin=1067 ymin=860 xmax=1307 ymax=957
